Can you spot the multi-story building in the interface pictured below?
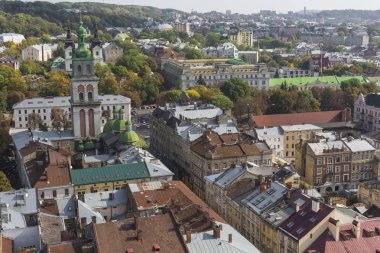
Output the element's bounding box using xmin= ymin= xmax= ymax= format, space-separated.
xmin=191 ymin=130 xmax=273 ymax=199
xmin=103 ymin=42 xmax=124 ymax=64
xmin=162 ymin=59 xmax=270 ymax=90
xmin=254 ymin=124 xmax=322 ymax=161
xmin=269 ymin=67 xmax=317 ymax=78
xmin=281 ymin=124 xmax=322 ymax=161
xmin=21 ymin=44 xmax=57 ymax=61
xmin=12 ymin=95 xmax=130 ymax=130
xmin=0 ymin=33 xmax=25 ymax=44
xmin=173 ymin=22 xmax=191 ymax=35
xmin=200 ymin=42 xmax=238 ymax=59
xmin=300 ymin=33 xmax=369 ymax=47
xmin=150 ymin=102 xmax=238 ymax=187
xmin=237 ymin=51 xmax=259 ymax=64
xmin=354 ymin=93 xmax=380 ymax=132
xmin=229 ymin=28 xmax=254 ymax=47
xmin=204 ymin=163 xmax=277 ymax=220
xmin=297 ymin=138 xmax=376 ymax=194
xmin=358 ymin=182 xmax=380 ymax=208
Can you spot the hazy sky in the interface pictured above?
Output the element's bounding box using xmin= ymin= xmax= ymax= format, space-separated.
xmin=36 ymin=0 xmax=380 ymax=13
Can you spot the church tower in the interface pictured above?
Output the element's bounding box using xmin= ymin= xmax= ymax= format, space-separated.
xmin=71 ymin=19 xmax=102 ymax=138
xmin=64 ymin=28 xmax=75 ymax=72
xmin=91 ymin=25 xmax=104 ymax=65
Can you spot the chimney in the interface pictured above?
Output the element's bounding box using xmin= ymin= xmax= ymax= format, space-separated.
xmin=91 ymin=216 xmax=96 ymax=224
xmin=137 ymin=229 xmax=143 ymax=241
xmin=184 ymin=223 xmax=189 ymax=234
xmin=260 ymin=181 xmax=267 ymax=192
xmin=186 ymin=229 xmax=192 ymax=243
xmin=328 ymin=218 xmax=340 ymax=241
xmin=303 ymin=188 xmax=308 ymax=195
xmin=352 ymin=219 xmax=361 ymax=239
xmin=213 ymin=224 xmax=221 ymax=238
xmin=295 ymin=204 xmax=300 ymax=212
xmin=134 ymin=216 xmax=139 ymax=230
xmin=311 ymin=200 xmax=320 ymax=213
xmin=228 ymin=234 xmax=232 ymax=243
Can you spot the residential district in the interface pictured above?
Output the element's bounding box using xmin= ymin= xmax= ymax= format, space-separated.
xmin=1 ymin=2 xmax=380 ymax=253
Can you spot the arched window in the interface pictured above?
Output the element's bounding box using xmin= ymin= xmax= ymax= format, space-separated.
xmin=88 ymin=92 xmax=93 ymax=101
xmin=78 ymin=65 xmax=82 ymax=73
xmin=87 ymin=64 xmax=91 ymax=74
xmin=87 ymin=85 xmax=93 ymax=101
xmin=78 ymin=85 xmax=85 ymax=101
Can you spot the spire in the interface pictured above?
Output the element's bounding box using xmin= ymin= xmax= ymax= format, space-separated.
xmin=91 ymin=23 xmax=103 ymax=49
xmin=64 ymin=27 xmax=75 ymax=49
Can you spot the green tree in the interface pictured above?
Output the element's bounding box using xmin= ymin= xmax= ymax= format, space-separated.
xmin=212 ymin=94 xmax=233 ymax=109
xmin=0 ymin=171 xmax=12 ymax=192
xmin=220 ymin=77 xmax=251 ymax=102
xmin=28 ymin=112 xmax=41 ymax=130
xmin=6 ymin=91 xmax=25 ymax=111
xmin=20 ymin=60 xmax=45 ymax=75
xmin=99 ymin=74 xmax=120 ymax=94
xmin=94 ymin=63 xmax=111 ymax=79
xmin=183 ymin=47 xmax=204 ymax=59
xmin=205 ymin=33 xmax=221 ymax=47
xmin=164 ymin=90 xmax=182 ymax=103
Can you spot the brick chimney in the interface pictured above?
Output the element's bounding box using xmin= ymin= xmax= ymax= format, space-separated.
xmin=213 ymin=224 xmax=221 ymax=238
xmin=228 ymin=234 xmax=232 ymax=243
xmin=186 ymin=229 xmax=192 ymax=243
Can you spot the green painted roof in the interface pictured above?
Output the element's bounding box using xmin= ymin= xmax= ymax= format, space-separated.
xmin=112 ymin=119 xmax=127 ymax=132
xmin=74 ymin=19 xmax=92 ymax=60
xmin=103 ymin=119 xmax=116 ymax=134
xmin=70 ymin=162 xmax=149 ymax=185
xmin=120 ymin=130 xmax=139 ymax=144
xmin=269 ymin=75 xmax=366 ymax=87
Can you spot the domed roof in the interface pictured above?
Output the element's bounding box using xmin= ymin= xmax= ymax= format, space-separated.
xmin=74 ymin=45 xmax=92 ymax=59
xmin=112 ymin=119 xmax=127 ymax=132
xmin=74 ymin=19 xmax=92 ymax=59
xmin=119 ymin=129 xmax=139 ymax=144
xmin=103 ymin=119 xmax=116 ymax=134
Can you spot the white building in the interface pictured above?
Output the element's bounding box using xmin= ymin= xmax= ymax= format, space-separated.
xmin=12 ymin=95 xmax=131 ymax=130
xmin=255 ymin=127 xmax=284 ymax=158
xmin=354 ymin=93 xmax=380 ymax=132
xmin=0 ymin=33 xmax=25 ymax=44
xmin=200 ymin=42 xmax=238 ymax=59
xmin=21 ymin=44 xmax=58 ymax=61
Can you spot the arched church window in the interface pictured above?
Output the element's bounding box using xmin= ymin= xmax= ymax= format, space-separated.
xmin=88 ymin=92 xmax=93 ymax=101
xmin=79 ymin=93 xmax=84 ymax=101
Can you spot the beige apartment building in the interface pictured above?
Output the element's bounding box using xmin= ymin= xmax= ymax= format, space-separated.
xmin=103 ymin=43 xmax=124 ymax=64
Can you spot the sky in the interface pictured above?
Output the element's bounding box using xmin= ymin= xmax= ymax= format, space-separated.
xmin=32 ymin=0 xmax=380 ymax=14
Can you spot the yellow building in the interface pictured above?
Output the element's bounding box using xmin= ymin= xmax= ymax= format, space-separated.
xmin=280 ymin=124 xmax=322 ymax=161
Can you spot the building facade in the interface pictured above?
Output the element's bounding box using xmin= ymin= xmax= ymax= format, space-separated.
xmin=162 ymin=59 xmax=270 ymax=90
xmin=354 ymin=93 xmax=380 ymax=132
xmin=21 ymin=44 xmax=57 ymax=61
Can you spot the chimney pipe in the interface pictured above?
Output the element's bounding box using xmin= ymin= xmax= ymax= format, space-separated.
xmin=228 ymin=234 xmax=232 ymax=243
xmin=186 ymin=229 xmax=192 ymax=243
xmin=295 ymin=204 xmax=300 ymax=212
xmin=213 ymin=224 xmax=221 ymax=239
xmin=312 ymin=200 xmax=320 ymax=213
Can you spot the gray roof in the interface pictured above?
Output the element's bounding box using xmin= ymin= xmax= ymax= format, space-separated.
xmin=13 ymin=95 xmax=130 ymax=109
xmin=2 ymin=226 xmax=42 ymax=252
xmin=84 ymin=154 xmax=113 ymax=164
xmin=185 ymin=222 xmax=260 ymax=253
xmin=242 ymin=181 xmax=289 ymax=214
xmin=213 ymin=165 xmax=245 ymax=189
xmin=262 ymin=204 xmax=295 ymax=228
xmin=78 ymin=200 xmax=106 ymax=226
xmin=0 ymin=188 xmax=38 ymax=229
xmin=307 ymin=140 xmax=347 ymax=155
xmin=281 ymin=124 xmax=322 ymax=132
xmin=84 ymin=189 xmax=128 ymax=209
xmin=256 ymin=127 xmax=282 ymax=138
xmin=56 ymin=196 xmax=76 ymax=218
xmin=12 ymin=130 xmax=75 ymax=151
xmin=343 ymin=139 xmax=375 ymax=152
xmin=170 ymin=104 xmax=223 ymax=120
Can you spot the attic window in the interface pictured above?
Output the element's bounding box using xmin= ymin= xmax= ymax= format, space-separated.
xmin=296 ymin=227 xmax=305 ymax=235
xmin=287 ymin=221 xmax=295 ymax=228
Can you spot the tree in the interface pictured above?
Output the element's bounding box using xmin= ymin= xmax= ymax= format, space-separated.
xmin=51 ymin=108 xmax=65 ymax=131
xmin=28 ymin=112 xmax=41 ymax=130
xmin=294 ymin=90 xmax=320 ymax=113
xmin=111 ymin=65 xmax=128 ymax=80
xmin=20 ymin=60 xmax=45 ymax=75
xmin=38 ymin=71 xmax=70 ymax=96
xmin=99 ymin=74 xmax=120 ymax=94
xmin=185 ymin=89 xmax=201 ymax=100
xmin=7 ymin=90 xmax=25 ymax=111
xmin=164 ymin=90 xmax=182 ymax=103
xmin=94 ymin=63 xmax=111 ymax=79
xmin=212 ymin=94 xmax=233 ymax=109
xmin=183 ymin=47 xmax=204 ymax=59
xmin=220 ymin=77 xmax=251 ymax=102
xmin=0 ymin=171 xmax=12 ymax=192
xmin=0 ymin=128 xmax=11 ymax=157
xmin=205 ymin=33 xmax=221 ymax=47
xmin=0 ymin=87 xmax=6 ymax=113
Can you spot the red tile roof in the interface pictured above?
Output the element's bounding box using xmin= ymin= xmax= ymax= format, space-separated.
xmin=250 ymin=109 xmax=351 ymax=128
xmin=307 ymin=218 xmax=380 ymax=253
xmin=47 ymin=240 xmax=92 ymax=253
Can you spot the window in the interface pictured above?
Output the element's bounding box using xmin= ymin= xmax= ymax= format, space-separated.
xmin=41 ymin=192 xmax=44 ymax=199
xmin=79 ymin=93 xmax=84 ymax=101
xmin=316 ymin=167 xmax=322 ymax=175
xmin=344 ymin=165 xmax=350 ymax=172
xmin=43 ymin=109 xmax=46 ymax=113
xmin=327 ymin=165 xmax=333 ymax=173
xmin=53 ymin=190 xmax=57 ymax=198
xmin=344 ymin=155 xmax=349 ymax=162
xmin=343 ymin=174 xmax=349 ymax=182
xmin=65 ymin=189 xmax=69 ymax=196
xmin=87 ymin=64 xmax=91 ymax=73
xmin=317 ymin=158 xmax=323 ymax=165
xmin=327 ymin=157 xmax=333 ymax=164
xmin=88 ymin=92 xmax=93 ymax=101
xmin=335 ymin=156 xmax=341 ymax=163
xmin=316 ymin=178 xmax=321 ymax=185
xmin=78 ymin=65 xmax=82 ymax=73
xmin=335 ymin=175 xmax=340 ymax=182
xmin=335 ymin=166 xmax=340 ymax=173
xmin=18 ymin=110 xmax=21 ymax=114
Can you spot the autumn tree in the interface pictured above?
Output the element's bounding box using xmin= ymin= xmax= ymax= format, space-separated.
xmin=6 ymin=90 xmax=25 ymax=111
xmin=0 ymin=171 xmax=12 ymax=191
xmin=28 ymin=112 xmax=41 ymax=130
xmin=51 ymin=108 xmax=67 ymax=131
xmin=99 ymin=74 xmax=120 ymax=94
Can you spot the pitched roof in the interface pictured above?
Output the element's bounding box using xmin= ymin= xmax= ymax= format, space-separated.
xmin=251 ymin=109 xmax=351 ymax=128
xmin=47 ymin=240 xmax=92 ymax=253
xmin=70 ymin=162 xmax=149 ymax=185
xmin=306 ymin=218 xmax=380 ymax=253
xmin=279 ymin=198 xmax=334 ymax=240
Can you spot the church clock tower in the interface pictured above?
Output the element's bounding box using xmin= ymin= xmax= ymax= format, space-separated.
xmin=71 ymin=19 xmax=102 ymax=137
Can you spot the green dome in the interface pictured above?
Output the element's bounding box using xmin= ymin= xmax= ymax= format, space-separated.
xmin=119 ymin=130 xmax=139 ymax=144
xmin=112 ymin=119 xmax=127 ymax=132
xmin=74 ymin=46 xmax=92 ymax=59
xmin=74 ymin=19 xmax=92 ymax=59
xmin=78 ymin=20 xmax=87 ymax=37
xmin=103 ymin=119 xmax=116 ymax=134
xmin=84 ymin=141 xmax=95 ymax=150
